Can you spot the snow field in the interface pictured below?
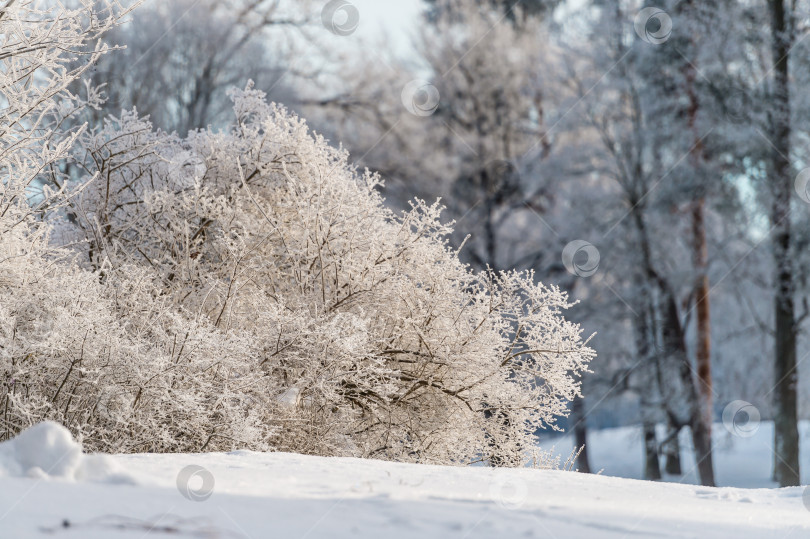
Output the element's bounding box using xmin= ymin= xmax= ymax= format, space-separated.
xmin=1 ymin=422 xmax=809 ymax=538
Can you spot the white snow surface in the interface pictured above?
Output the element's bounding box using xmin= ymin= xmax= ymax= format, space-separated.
xmin=540 ymin=420 xmax=810 ymax=488
xmin=1 ymin=421 xmax=809 ymax=538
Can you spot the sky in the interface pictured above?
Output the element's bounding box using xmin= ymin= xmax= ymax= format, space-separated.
xmin=336 ymin=0 xmax=424 ymax=55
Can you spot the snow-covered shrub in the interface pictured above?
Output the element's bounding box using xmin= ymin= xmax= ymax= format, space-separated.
xmin=0 ymin=1 xmax=277 ymax=453
xmin=63 ymin=83 xmax=596 ymax=465
xmin=0 ymin=0 xmax=593 ymax=466
xmin=1 ymin=175 xmax=278 ymax=452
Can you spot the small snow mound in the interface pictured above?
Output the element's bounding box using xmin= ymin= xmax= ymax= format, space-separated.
xmin=10 ymin=421 xmax=81 ymax=477
xmin=0 ymin=421 xmax=133 ymax=484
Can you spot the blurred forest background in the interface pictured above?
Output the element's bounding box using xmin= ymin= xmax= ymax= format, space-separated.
xmin=76 ymin=0 xmax=810 ymax=487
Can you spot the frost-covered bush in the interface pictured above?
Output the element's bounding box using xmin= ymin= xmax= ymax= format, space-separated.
xmin=0 ymin=1 xmax=276 ymax=453
xmin=0 ymin=0 xmax=594 ymax=467
xmin=62 ymin=83 xmax=596 ymax=465
xmin=0 ymin=239 xmax=278 ymax=452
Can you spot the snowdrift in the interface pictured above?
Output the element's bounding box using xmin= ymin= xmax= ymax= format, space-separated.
xmin=0 ymin=422 xmax=808 ymax=538
xmin=0 ymin=422 xmax=130 ymax=484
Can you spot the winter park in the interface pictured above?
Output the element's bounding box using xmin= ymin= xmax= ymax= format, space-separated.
xmin=3 ymin=0 xmax=810 ymax=537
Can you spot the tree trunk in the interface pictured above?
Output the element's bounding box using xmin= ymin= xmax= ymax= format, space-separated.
xmin=663 ymin=420 xmax=682 ymax=475
xmin=681 ymin=4 xmax=716 ymax=484
xmin=769 ymin=0 xmax=800 ymax=487
xmin=633 ymin=206 xmax=715 ymax=485
xmin=572 ymin=396 xmax=591 ymax=473
xmin=634 ymin=296 xmax=661 ymax=481
xmin=690 ymin=200 xmax=715 ymax=486
xmin=484 ymin=197 xmax=497 ymax=269
xmin=660 ymin=285 xmax=715 ymax=486
xmin=643 ymin=422 xmax=662 ymax=481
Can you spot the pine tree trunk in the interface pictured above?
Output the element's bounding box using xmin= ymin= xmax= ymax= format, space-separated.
xmin=681 ymin=7 xmax=716 ymax=485
xmin=691 ymin=200 xmax=715 ymax=486
xmin=769 ymin=0 xmax=800 ymax=487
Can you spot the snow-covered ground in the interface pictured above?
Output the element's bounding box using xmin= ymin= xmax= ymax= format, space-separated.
xmin=540 ymin=420 xmax=810 ymax=488
xmin=2 ymin=422 xmax=810 ymax=538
